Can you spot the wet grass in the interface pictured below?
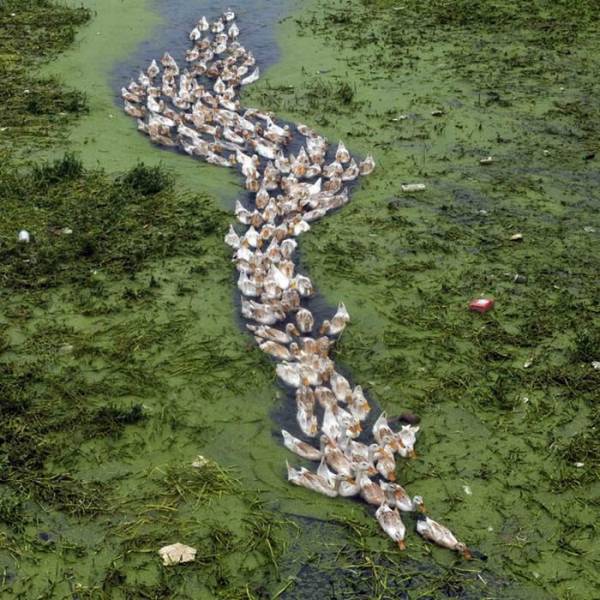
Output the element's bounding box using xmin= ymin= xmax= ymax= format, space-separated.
xmin=0 ymin=0 xmax=91 ymax=154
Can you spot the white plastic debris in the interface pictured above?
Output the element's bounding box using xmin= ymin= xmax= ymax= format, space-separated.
xmin=17 ymin=230 xmax=30 ymax=243
xmin=574 ymin=462 xmax=585 ymax=468
xmin=592 ymin=361 xmax=600 ymax=370
xmin=158 ymin=543 xmax=197 ymax=566
xmin=480 ymin=156 xmax=494 ymax=165
xmin=463 ymin=485 xmax=472 ymax=496
xmin=192 ymin=455 xmax=210 ymax=468
xmin=401 ymin=183 xmax=426 ymax=193
xmin=510 ymin=233 xmax=523 ymax=241
xmin=62 ymin=227 xmax=73 ymax=235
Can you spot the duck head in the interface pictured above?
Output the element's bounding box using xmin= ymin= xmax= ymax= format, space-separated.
xmin=412 ymin=495 xmax=426 ymax=513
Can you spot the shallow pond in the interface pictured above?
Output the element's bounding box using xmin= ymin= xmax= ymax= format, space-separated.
xmin=1 ymin=0 xmax=598 ymax=598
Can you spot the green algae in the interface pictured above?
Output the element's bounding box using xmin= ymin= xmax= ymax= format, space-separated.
xmin=0 ymin=0 xmax=91 ymax=153
xmin=242 ymin=0 xmax=600 ymax=597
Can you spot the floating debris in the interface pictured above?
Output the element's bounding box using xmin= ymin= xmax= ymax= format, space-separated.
xmin=510 ymin=233 xmax=523 ymax=241
xmin=469 ymin=298 xmax=494 ymax=313
xmin=191 ymin=455 xmax=210 ymax=468
xmin=401 ymin=183 xmax=426 ymax=192
xmin=431 ymin=109 xmax=444 ymax=117
xmin=480 ymin=156 xmax=494 ymax=165
xmin=158 ymin=543 xmax=197 ymax=566
xmin=17 ymin=229 xmax=30 ymax=243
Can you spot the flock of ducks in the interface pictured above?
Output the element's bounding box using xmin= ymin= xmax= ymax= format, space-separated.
xmin=122 ymin=11 xmax=473 ymax=560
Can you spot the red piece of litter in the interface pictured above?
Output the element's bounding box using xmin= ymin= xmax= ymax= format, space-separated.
xmin=469 ymin=298 xmax=494 ymax=313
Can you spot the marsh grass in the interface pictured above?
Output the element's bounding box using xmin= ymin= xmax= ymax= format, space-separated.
xmin=0 ymin=156 xmax=228 ymax=294
xmin=0 ymin=0 xmax=91 ymax=152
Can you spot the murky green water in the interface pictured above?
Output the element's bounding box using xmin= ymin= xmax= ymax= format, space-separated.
xmin=1 ymin=0 xmax=598 ymax=598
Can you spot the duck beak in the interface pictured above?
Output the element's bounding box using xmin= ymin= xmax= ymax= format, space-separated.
xmin=462 ymin=548 xmax=473 ymax=560
xmin=418 ymin=503 xmax=427 ymax=514
xmin=397 ymin=540 xmax=406 ymax=551
xmin=408 ymin=449 xmax=417 ymax=459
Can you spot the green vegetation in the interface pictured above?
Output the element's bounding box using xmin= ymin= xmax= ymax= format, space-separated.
xmin=0 ymin=0 xmax=90 ymax=153
xmin=245 ymin=0 xmax=600 ymax=597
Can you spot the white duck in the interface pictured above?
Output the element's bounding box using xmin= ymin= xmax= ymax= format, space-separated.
xmin=376 ymin=503 xmax=406 ymax=550
xmin=380 ymin=482 xmax=425 ymax=513
xmin=416 ymin=515 xmax=472 ymax=559
xmin=282 ymin=430 xmax=321 ymax=461
xmin=287 ymin=463 xmax=338 ymax=498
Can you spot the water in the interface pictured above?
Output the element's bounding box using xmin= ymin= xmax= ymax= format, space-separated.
xmin=112 ymin=0 xmax=295 ymax=98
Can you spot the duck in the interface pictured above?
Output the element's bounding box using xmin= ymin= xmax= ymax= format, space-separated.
xmin=333 ymin=404 xmax=362 ymax=439
xmin=291 ymin=274 xmax=313 ymax=297
xmin=241 ymin=299 xmax=285 ymax=325
xmin=228 ymin=22 xmax=239 ymax=39
xmin=320 ymin=302 xmax=350 ymax=336
xmin=348 ymin=385 xmax=370 ymax=421
xmin=373 ymin=444 xmax=396 ymax=481
xmin=296 ymin=308 xmax=314 ymax=333
xmin=359 ymin=154 xmax=375 ymax=176
xmin=341 ymin=159 xmax=360 ymax=181
xmin=198 ymin=16 xmax=210 ymax=31
xmin=372 ymin=412 xmax=399 ymax=450
xmin=296 ymin=401 xmax=318 ymax=438
xmin=276 ymin=362 xmax=302 ymax=388
xmin=416 ymin=515 xmax=472 ymax=559
xmin=282 ymin=430 xmax=321 ymax=461
xmin=336 ymin=474 xmax=361 ymax=497
xmin=396 ymin=425 xmax=419 ymax=459
xmin=242 ymin=225 xmax=260 ymax=248
xmin=124 ymin=101 xmax=145 ymax=118
xmin=259 ymin=339 xmax=292 ymax=361
xmin=238 ymin=271 xmax=260 ymax=297
xmin=314 ymin=386 xmax=336 ymax=409
xmin=223 ymin=8 xmax=235 ymax=22
xmin=376 ymin=503 xmax=406 ymax=550
xmin=335 ymin=141 xmax=351 ymax=164
xmin=323 ymin=160 xmax=343 ymax=179
xmin=147 ymin=59 xmax=160 ymax=78
xmin=320 ymin=401 xmax=342 ymax=439
xmin=330 ymin=370 xmax=352 ymax=403
xmin=211 ymin=18 xmax=225 ymax=33
xmin=380 ymin=482 xmax=425 ymax=513
xmin=247 ymin=323 xmax=292 ymax=345
xmin=240 ymin=67 xmax=260 ymax=86
xmin=317 ymin=456 xmax=338 ymax=488
xmin=322 ymin=436 xmax=354 ymax=476
xmin=287 ymin=462 xmax=338 ymax=498
xmin=356 ymin=466 xmax=386 ymax=506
